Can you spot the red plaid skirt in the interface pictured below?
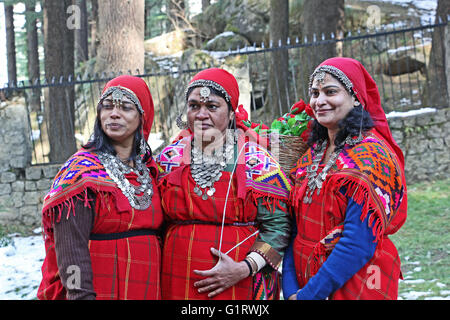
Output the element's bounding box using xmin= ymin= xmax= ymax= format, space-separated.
xmin=291 ymin=166 xmax=402 ymax=300
xmin=160 ymin=168 xmax=258 ymax=300
xmin=38 ymin=176 xmax=163 ymax=300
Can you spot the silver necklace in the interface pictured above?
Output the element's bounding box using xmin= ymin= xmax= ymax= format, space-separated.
xmin=97 ymin=152 xmax=153 ymax=210
xmin=303 ymin=134 xmax=363 ymax=204
xmin=303 ymin=140 xmax=342 ymax=204
xmin=191 ymin=131 xmax=235 ymax=200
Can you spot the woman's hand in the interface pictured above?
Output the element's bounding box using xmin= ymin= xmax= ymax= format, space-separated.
xmin=193 ymin=247 xmax=250 ymax=298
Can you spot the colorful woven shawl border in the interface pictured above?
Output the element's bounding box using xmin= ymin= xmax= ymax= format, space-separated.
xmin=156 ymin=139 xmax=291 ymax=201
xmin=291 ymin=134 xmax=405 ymax=241
xmin=43 ymin=150 xmax=117 ymax=212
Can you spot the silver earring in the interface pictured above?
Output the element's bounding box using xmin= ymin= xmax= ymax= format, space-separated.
xmin=139 ymin=127 xmax=148 ymax=156
xmin=176 ymin=113 xmax=188 ymax=130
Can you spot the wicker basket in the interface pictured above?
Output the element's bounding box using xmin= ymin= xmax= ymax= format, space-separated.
xmin=266 ymin=133 xmax=308 ymax=174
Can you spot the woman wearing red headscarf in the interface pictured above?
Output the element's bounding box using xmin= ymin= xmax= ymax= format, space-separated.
xmin=156 ymin=68 xmax=291 ymax=300
xmin=282 ymin=57 xmax=407 ymax=300
xmin=38 ymin=75 xmax=163 ymax=300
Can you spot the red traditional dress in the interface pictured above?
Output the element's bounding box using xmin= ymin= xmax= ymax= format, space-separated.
xmin=290 ymin=131 xmax=406 ymax=299
xmin=38 ymin=75 xmax=163 ymax=300
xmin=37 ymin=150 xmax=163 ymax=300
xmin=289 ymin=57 xmax=407 ymax=300
xmin=156 ymin=132 xmax=292 ymax=300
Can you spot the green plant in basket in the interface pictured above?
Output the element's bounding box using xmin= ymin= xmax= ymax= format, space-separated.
xmin=269 ymin=100 xmax=313 ymax=138
xmin=236 ymin=100 xmax=314 ymax=141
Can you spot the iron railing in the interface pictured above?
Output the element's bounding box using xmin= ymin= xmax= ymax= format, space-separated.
xmin=1 ymin=20 xmax=448 ymax=165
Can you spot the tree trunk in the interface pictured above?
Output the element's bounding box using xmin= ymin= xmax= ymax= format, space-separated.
xmin=95 ymin=0 xmax=145 ymax=75
xmin=268 ymin=0 xmax=290 ymax=117
xmin=74 ymin=0 xmax=89 ymax=65
xmin=43 ymin=0 xmax=77 ymax=162
xmin=201 ymin=0 xmax=210 ymax=12
xmin=297 ymin=0 xmax=344 ymax=99
xmin=4 ymin=4 xmax=17 ymax=87
xmin=25 ymin=1 xmax=41 ymax=111
xmin=425 ymin=0 xmax=449 ymax=107
xmin=89 ymin=0 xmax=99 ymax=60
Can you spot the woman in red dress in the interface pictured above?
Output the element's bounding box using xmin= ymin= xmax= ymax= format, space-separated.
xmin=38 ymin=75 xmax=163 ymax=300
xmin=282 ymin=57 xmax=407 ymax=300
xmin=156 ymin=68 xmax=292 ymax=300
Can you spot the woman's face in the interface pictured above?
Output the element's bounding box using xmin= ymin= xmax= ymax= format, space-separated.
xmin=99 ymin=94 xmax=141 ymax=146
xmin=186 ymin=87 xmax=233 ymax=146
xmin=309 ymin=73 xmax=355 ymax=131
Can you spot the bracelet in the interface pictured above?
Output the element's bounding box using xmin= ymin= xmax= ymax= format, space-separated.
xmin=243 ymin=259 xmax=253 ymax=277
xmin=245 ymin=256 xmax=258 ymax=277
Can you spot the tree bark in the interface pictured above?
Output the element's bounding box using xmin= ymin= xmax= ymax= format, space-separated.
xmin=75 ymin=0 xmax=89 ymax=65
xmin=425 ymin=0 xmax=449 ymax=107
xmin=25 ymin=1 xmax=41 ymax=111
xmin=43 ymin=0 xmax=77 ymax=162
xmin=95 ymin=0 xmax=145 ymax=75
xmin=4 ymin=4 xmax=17 ymax=87
xmin=268 ymin=0 xmax=290 ymax=117
xmin=89 ymin=0 xmax=98 ymax=60
xmin=201 ymin=0 xmax=210 ymax=12
xmin=297 ymin=0 xmax=344 ymax=99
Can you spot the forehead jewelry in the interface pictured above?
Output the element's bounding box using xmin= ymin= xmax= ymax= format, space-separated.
xmin=314 ymin=71 xmax=327 ymax=86
xmin=199 ymin=86 xmax=211 ymax=103
xmin=100 ymin=86 xmax=144 ymax=114
xmin=111 ymin=88 xmax=125 ymax=107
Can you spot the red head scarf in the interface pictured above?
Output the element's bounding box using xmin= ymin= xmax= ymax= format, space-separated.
xmin=187 ymin=68 xmax=240 ymax=111
xmin=312 ymin=57 xmax=405 ymax=171
xmin=101 ymin=75 xmax=154 ymax=140
xmin=311 ymin=57 xmax=407 ymax=234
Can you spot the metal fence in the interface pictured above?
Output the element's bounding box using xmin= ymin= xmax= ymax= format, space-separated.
xmin=1 ymin=20 xmax=448 ymax=165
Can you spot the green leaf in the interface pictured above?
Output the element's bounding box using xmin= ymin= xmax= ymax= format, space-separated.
xmin=270 ymin=120 xmax=283 ymax=130
xmin=287 ymin=117 xmax=297 ymax=128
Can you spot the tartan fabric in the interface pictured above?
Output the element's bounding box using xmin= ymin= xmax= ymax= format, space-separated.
xmin=289 ymin=131 xmax=406 ymax=299
xmin=156 ymin=135 xmax=291 ymax=300
xmin=38 ymin=150 xmax=163 ymax=300
xmin=160 ymin=169 xmax=256 ymax=299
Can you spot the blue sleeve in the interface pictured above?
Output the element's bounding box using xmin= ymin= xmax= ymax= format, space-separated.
xmin=296 ymin=197 xmax=377 ymax=300
xmin=281 ymin=222 xmax=299 ymax=299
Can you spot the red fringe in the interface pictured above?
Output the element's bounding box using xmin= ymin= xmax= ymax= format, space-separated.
xmin=42 ymin=188 xmax=110 ymax=241
xmin=329 ymin=174 xmax=386 ymax=244
xmin=250 ymin=191 xmax=288 ymax=214
xmin=292 ymin=173 xmax=387 ymax=244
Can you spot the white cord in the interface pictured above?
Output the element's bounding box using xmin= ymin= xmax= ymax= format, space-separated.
xmin=224 ymin=230 xmax=260 ymax=255
xmin=217 ymin=140 xmax=250 ymax=261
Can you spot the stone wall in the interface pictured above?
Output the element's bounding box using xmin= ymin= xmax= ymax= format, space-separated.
xmin=0 ymin=97 xmax=61 ymax=229
xmin=388 ymin=107 xmax=450 ymax=183
xmin=0 ymin=99 xmax=448 ymax=230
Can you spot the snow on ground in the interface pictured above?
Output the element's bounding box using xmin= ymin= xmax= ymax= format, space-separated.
xmin=0 ymin=229 xmax=44 ymax=300
xmin=386 ymin=107 xmax=436 ymax=118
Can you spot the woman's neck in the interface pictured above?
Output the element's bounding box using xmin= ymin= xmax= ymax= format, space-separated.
xmin=197 ymin=133 xmax=227 ymax=154
xmin=327 ymin=128 xmax=338 ymax=147
xmin=113 ymin=143 xmax=134 ymax=163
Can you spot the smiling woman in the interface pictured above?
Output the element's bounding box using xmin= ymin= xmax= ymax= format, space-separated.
xmin=283 ymin=57 xmax=408 ymax=300
xmin=38 ymin=75 xmax=164 ymax=300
